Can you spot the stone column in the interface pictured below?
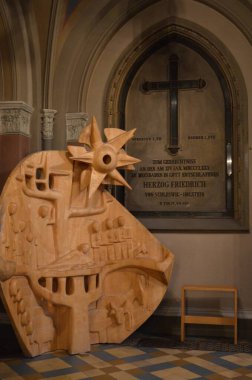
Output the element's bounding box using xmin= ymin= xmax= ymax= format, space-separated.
xmin=0 ymin=101 xmax=33 ymax=191
xmin=65 ymin=112 xmax=88 ymax=144
xmin=41 ymin=109 xmax=57 ymax=150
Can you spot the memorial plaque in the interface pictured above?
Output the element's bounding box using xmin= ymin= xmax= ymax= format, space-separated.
xmin=123 ymin=43 xmax=231 ymax=229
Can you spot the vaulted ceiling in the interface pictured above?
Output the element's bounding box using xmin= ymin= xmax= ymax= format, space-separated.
xmin=0 ymin=0 xmax=251 ymax=149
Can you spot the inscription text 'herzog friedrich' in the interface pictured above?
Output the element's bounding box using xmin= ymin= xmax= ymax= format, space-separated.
xmin=126 ymin=156 xmax=225 ymax=212
xmin=143 ymin=180 xmax=206 ymax=188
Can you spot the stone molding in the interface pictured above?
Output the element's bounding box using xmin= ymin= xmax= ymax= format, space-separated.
xmin=41 ymin=109 xmax=57 ymax=140
xmin=0 ymin=101 xmax=33 ymax=137
xmin=105 ymin=21 xmax=248 ymax=230
xmin=66 ymin=112 xmax=88 ymax=142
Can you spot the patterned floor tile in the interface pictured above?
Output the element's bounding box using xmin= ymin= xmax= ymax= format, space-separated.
xmin=1 ymin=343 xmax=252 ymax=380
xmin=206 ymin=375 xmax=234 ymax=380
xmin=210 ymin=356 xmax=239 ymax=370
xmin=110 ymin=371 xmax=139 ymax=379
xmin=40 ymin=373 xmax=87 ymax=380
xmin=78 ymin=354 xmax=112 ymax=368
xmin=186 ymin=350 xmax=213 ymax=356
xmin=115 ymin=362 xmax=138 ymax=370
xmin=235 ymin=367 xmax=252 ymax=375
xmin=183 ymin=363 xmax=213 ymax=377
xmin=90 ymin=375 xmax=115 ymax=380
xmin=152 ymin=366 xmax=200 ymax=379
xmin=156 ymin=348 xmax=183 ymax=355
xmin=0 ymin=362 xmax=26 ymax=379
xmin=184 ymin=355 xmax=237 ymax=374
xmin=218 ymin=370 xmax=240 ymax=378
xmin=27 ymin=358 xmax=71 ymax=373
xmin=222 ymin=354 xmax=252 ymax=367
xmin=105 ymin=347 xmax=145 ymax=358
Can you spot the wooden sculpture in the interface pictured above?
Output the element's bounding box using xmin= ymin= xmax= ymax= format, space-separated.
xmin=0 ymin=117 xmax=174 ymax=356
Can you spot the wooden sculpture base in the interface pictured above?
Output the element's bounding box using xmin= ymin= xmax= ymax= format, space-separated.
xmin=0 ymin=119 xmax=174 ymax=356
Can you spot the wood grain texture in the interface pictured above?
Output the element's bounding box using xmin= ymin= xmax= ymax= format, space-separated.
xmin=181 ymin=285 xmax=237 ymax=344
xmin=0 ymin=118 xmax=174 ymax=356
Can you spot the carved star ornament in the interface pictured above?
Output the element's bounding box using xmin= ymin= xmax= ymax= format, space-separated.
xmin=67 ymin=117 xmax=140 ymax=198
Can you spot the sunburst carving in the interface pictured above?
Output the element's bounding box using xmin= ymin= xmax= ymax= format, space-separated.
xmin=67 ymin=117 xmax=140 ymax=198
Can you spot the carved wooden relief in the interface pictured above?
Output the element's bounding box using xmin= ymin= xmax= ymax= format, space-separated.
xmin=0 ymin=117 xmax=174 ymax=356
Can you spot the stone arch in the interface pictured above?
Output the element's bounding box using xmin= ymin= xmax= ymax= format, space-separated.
xmin=0 ymin=1 xmax=39 ymax=104
xmin=0 ymin=1 xmax=43 ymax=150
xmin=105 ymin=21 xmax=248 ymax=229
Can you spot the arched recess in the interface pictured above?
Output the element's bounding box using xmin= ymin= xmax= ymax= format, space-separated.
xmin=0 ymin=0 xmax=43 ymax=150
xmin=105 ymin=22 xmax=248 ymax=231
xmin=0 ymin=1 xmax=35 ymax=104
xmin=0 ymin=2 xmax=17 ymax=100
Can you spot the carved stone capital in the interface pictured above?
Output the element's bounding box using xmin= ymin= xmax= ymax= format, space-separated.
xmin=0 ymin=101 xmax=33 ymax=137
xmin=66 ymin=112 xmax=88 ymax=142
xmin=41 ymin=109 xmax=57 ymax=140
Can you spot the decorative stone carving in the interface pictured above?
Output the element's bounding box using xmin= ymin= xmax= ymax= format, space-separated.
xmin=66 ymin=112 xmax=88 ymax=142
xmin=41 ymin=109 xmax=57 ymax=140
xmin=0 ymin=116 xmax=174 ymax=357
xmin=0 ymin=101 xmax=33 ymax=137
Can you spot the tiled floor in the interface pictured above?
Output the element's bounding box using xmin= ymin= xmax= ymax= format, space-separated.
xmin=1 ymin=344 xmax=252 ymax=379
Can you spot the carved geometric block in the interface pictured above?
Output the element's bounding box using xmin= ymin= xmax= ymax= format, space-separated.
xmin=0 ymin=117 xmax=174 ymax=356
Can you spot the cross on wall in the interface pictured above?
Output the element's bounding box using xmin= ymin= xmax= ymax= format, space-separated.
xmin=142 ymin=54 xmax=206 ymax=155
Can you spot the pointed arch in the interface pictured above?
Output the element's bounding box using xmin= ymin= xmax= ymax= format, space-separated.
xmin=105 ymin=22 xmax=248 ymax=230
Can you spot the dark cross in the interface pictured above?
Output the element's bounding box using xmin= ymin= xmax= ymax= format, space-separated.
xmin=142 ymin=54 xmax=206 ymax=155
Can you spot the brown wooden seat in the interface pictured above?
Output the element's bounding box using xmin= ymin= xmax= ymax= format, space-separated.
xmin=181 ymin=285 xmax=238 ymax=344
